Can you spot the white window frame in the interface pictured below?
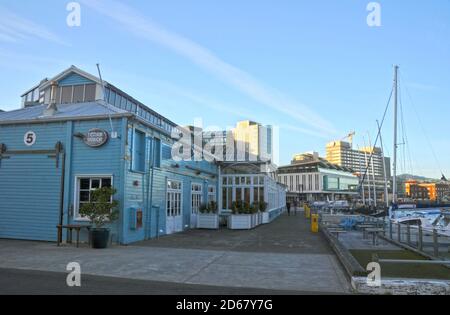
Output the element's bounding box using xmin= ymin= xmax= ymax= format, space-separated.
xmin=191 ymin=183 xmax=203 ymax=214
xmin=167 ymin=180 xmax=183 ymax=217
xmin=74 ymin=175 xmax=114 ymax=221
xmin=207 ymin=185 xmax=216 ymax=203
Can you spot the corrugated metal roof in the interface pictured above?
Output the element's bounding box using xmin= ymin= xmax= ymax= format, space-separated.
xmin=0 ymin=101 xmax=130 ymax=123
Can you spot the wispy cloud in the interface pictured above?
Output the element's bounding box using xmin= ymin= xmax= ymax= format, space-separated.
xmin=404 ymin=82 xmax=439 ymax=91
xmin=80 ymin=0 xmax=336 ymax=135
xmin=106 ymin=70 xmax=332 ymax=139
xmin=280 ymin=124 xmax=331 ymax=140
xmin=0 ymin=6 xmax=68 ymax=45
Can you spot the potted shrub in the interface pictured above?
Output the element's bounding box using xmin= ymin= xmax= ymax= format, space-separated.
xmin=79 ymin=186 xmax=119 ymax=249
xmin=228 ymin=200 xmax=253 ymax=230
xmin=197 ymin=201 xmax=219 ymax=229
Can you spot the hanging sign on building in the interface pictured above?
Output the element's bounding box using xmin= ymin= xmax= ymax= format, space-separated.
xmin=83 ymin=129 xmax=109 ymax=147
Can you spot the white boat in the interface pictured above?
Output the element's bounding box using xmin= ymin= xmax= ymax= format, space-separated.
xmin=394 ymin=210 xmax=450 ymax=237
xmin=431 ymin=212 xmax=450 ymax=237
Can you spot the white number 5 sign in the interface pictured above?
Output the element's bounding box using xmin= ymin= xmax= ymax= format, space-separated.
xmin=24 ymin=131 xmax=36 ymax=146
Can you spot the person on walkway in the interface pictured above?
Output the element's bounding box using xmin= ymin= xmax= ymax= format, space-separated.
xmin=286 ymin=202 xmax=291 ymax=216
xmin=293 ymin=200 xmax=298 ymax=215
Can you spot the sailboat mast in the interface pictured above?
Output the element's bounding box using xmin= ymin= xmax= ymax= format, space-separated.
xmin=368 ymin=132 xmax=377 ymax=208
xmin=377 ymin=120 xmax=389 ymax=208
xmin=392 ymin=65 xmax=399 ymax=205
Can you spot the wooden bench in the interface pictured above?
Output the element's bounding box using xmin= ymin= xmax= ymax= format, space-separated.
xmin=56 ymin=225 xmax=91 ymax=248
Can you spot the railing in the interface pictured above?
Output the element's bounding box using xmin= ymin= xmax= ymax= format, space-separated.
xmin=319 ymin=213 xmax=450 ymax=260
xmin=385 ymin=220 xmax=450 ymax=260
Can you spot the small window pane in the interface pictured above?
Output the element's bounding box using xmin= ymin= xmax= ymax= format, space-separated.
xmin=91 ymin=179 xmax=100 ymax=189
xmin=80 ymin=178 xmax=90 ymax=189
xmin=61 ymin=86 xmax=72 ymax=103
xmin=84 ymin=84 xmax=96 ymax=102
xmin=102 ymin=178 xmax=111 ymax=187
xmin=79 ymin=191 xmax=90 ymax=202
xmin=73 ymin=85 xmax=84 ymax=103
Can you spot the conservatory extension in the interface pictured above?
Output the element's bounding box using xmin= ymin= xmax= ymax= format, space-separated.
xmin=217 ymin=163 xmax=287 ymax=229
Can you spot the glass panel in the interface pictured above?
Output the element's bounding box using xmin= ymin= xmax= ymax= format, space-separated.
xmin=259 ymin=187 xmax=265 ymax=203
xmin=61 ymin=86 xmax=72 ymax=103
xmin=222 ymin=188 xmax=227 ymax=209
xmin=109 ymin=91 xmax=116 ymax=105
xmin=236 ymin=188 xmax=242 ymax=201
xmin=73 ymin=85 xmax=84 ymax=103
xmin=253 ymin=187 xmax=259 ymax=203
xmin=84 ymin=84 xmax=96 ymax=102
xmin=102 ymin=178 xmax=111 ymax=187
xmin=115 ymin=94 xmax=122 ymax=107
xmin=244 ymin=188 xmax=250 ymax=204
xmin=80 ymin=178 xmax=90 ymax=190
xmin=79 ymin=191 xmax=90 ymax=202
xmin=91 ymin=179 xmax=100 ymax=189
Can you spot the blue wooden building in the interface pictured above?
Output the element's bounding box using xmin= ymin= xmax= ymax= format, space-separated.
xmin=0 ymin=66 xmax=218 ymax=244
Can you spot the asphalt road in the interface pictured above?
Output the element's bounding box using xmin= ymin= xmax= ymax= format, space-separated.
xmin=0 ymin=268 xmax=333 ymax=295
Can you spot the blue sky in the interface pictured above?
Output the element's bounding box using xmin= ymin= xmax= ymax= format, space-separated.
xmin=0 ymin=0 xmax=449 ymax=178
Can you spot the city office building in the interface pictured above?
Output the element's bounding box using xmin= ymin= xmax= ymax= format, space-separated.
xmin=202 ymin=121 xmax=273 ymax=164
xmin=277 ymin=152 xmax=359 ymax=203
xmin=326 ymin=141 xmax=391 ymax=202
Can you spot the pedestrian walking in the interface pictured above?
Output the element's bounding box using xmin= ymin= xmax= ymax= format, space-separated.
xmin=293 ymin=200 xmax=298 ymax=215
xmin=286 ymin=202 xmax=291 ymax=216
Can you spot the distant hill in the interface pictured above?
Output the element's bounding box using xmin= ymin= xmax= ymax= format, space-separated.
xmin=397 ymin=173 xmax=437 ymax=182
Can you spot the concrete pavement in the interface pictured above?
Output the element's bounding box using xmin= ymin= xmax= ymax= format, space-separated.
xmin=0 ymin=214 xmax=351 ymax=294
xmin=1 ymin=268 xmax=325 ymax=295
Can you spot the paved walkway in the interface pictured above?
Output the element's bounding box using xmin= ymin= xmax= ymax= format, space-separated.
xmin=136 ymin=210 xmax=331 ymax=254
xmin=0 ymin=213 xmax=350 ymax=294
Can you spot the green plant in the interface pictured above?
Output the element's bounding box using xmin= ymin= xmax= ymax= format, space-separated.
xmin=208 ymin=201 xmax=218 ymax=214
xmin=231 ymin=201 xmax=239 ymax=214
xmin=259 ymin=202 xmax=268 ymax=212
xmin=242 ymin=201 xmax=251 ymax=214
xmin=249 ymin=203 xmax=258 ymax=214
xmin=199 ymin=203 xmax=209 ymax=214
xmin=79 ymin=187 xmax=119 ymax=228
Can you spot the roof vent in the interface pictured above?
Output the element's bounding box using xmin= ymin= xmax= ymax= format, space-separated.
xmin=43 ymin=81 xmax=58 ymax=116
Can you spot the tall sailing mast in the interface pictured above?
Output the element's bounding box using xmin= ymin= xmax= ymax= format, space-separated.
xmin=392 ymin=65 xmax=399 ymax=205
xmin=377 ymin=120 xmax=389 ymax=208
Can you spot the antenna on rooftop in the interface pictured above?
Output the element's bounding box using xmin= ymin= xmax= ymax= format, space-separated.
xmin=96 ymin=63 xmax=117 ymax=139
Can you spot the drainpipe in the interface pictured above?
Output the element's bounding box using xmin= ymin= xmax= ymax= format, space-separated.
xmin=58 ymin=152 xmax=66 ymax=243
xmin=146 ymin=137 xmax=156 ymax=239
xmin=218 ymin=165 xmax=222 ymax=214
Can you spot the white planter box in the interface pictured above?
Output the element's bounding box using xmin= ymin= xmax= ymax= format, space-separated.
xmin=228 ymin=214 xmax=253 ymax=230
xmin=261 ymin=212 xmax=270 ymax=224
xmin=197 ymin=214 xmax=219 ymax=229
